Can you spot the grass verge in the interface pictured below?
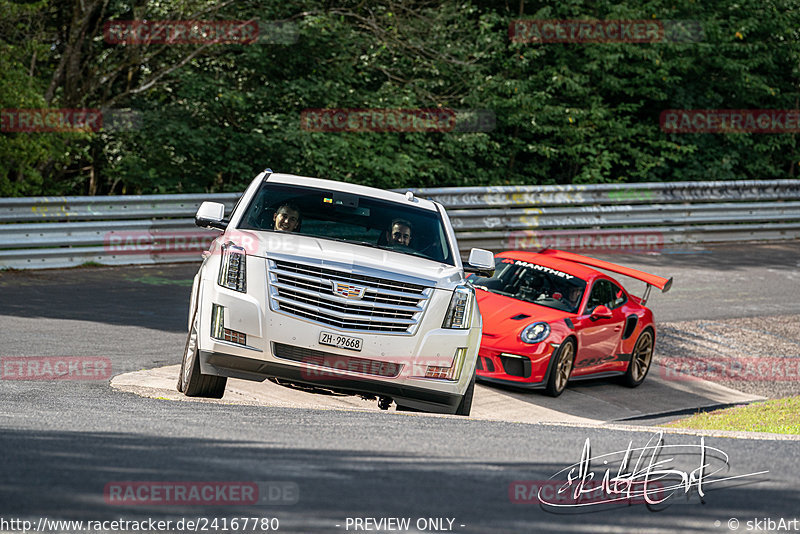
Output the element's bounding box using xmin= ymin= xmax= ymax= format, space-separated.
xmin=663 ymin=396 xmax=800 ymax=434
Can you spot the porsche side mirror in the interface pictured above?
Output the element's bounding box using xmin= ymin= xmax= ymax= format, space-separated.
xmin=590 ymin=305 xmax=612 ymax=320
xmin=464 ymin=248 xmax=495 ymax=277
xmin=196 ymin=201 xmax=228 ymax=230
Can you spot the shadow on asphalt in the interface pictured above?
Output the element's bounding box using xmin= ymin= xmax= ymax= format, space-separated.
xmin=0 ymin=263 xmax=198 ymax=332
xmin=0 ymin=426 xmax=788 ymax=532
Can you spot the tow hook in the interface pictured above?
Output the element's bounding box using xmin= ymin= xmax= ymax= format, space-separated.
xmin=378 ymin=396 xmax=392 ymax=410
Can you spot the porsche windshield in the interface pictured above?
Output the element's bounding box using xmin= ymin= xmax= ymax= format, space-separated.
xmin=238 ymin=182 xmax=455 ymax=265
xmin=470 ymin=257 xmax=587 ymax=313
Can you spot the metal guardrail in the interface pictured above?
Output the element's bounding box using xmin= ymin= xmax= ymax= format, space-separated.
xmin=1 ymin=180 xmax=799 ymax=269
xmin=408 ymin=180 xmax=800 ymax=208
xmin=0 ymin=193 xmax=241 ymax=223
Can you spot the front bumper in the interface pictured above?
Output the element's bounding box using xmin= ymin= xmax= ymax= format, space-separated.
xmin=199 ymin=350 xmax=464 ymax=414
xmin=195 ymin=255 xmax=481 ymax=412
xmin=475 ymin=340 xmax=557 ymax=388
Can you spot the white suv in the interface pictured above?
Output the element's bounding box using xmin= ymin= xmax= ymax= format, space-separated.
xmin=177 ymin=170 xmax=494 ymax=415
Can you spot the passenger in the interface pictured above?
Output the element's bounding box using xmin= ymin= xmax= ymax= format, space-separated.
xmin=273 ymin=203 xmax=301 ymax=232
xmin=386 ymin=218 xmax=412 ymax=247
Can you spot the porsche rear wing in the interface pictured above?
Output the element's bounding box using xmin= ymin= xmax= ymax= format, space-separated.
xmin=538 ymin=249 xmax=672 ymax=305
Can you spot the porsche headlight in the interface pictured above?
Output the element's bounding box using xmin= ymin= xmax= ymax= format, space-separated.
xmin=443 ymin=285 xmax=474 ymax=329
xmin=520 ymin=322 xmax=550 ymax=344
xmin=218 ymin=242 xmax=247 ymax=293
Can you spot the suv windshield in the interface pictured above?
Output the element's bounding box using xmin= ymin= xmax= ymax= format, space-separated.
xmin=238 ymin=182 xmax=455 ymax=265
xmin=470 ymin=257 xmax=587 ymax=313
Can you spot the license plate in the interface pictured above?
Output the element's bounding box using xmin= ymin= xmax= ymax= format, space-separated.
xmin=319 ymin=332 xmax=363 ymax=352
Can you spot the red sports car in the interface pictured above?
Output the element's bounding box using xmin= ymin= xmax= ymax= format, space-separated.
xmin=470 ymin=249 xmax=672 ymax=396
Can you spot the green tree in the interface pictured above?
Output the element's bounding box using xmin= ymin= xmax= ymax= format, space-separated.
xmin=1 ymin=0 xmax=799 ymax=196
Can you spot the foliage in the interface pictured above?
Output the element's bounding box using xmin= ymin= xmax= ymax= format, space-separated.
xmin=1 ymin=0 xmax=799 ymax=196
xmin=664 ymin=396 xmax=800 ymax=434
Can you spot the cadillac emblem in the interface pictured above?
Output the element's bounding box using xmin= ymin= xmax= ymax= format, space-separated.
xmin=331 ymin=281 xmax=367 ymax=299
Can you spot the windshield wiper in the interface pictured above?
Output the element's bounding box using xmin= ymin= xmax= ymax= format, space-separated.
xmin=353 ymin=241 xmax=428 ymax=257
xmin=308 ymin=236 xmax=383 ymax=249
xmin=306 ymin=236 xmax=428 ymax=257
xmin=350 ymin=240 xmax=388 ymax=250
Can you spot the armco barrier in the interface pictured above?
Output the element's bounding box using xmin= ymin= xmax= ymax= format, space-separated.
xmin=1 ymin=180 xmax=799 ymax=269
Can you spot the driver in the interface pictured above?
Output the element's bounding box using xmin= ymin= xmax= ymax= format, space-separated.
xmin=562 ymin=285 xmax=583 ymax=309
xmin=273 ymin=203 xmax=301 ymax=232
xmin=386 ymin=218 xmax=412 ymax=246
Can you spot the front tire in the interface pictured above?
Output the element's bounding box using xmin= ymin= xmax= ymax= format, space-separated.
xmin=177 ymin=310 xmax=227 ymax=398
xmin=454 ymin=372 xmax=476 ymax=416
xmin=545 ymin=338 xmax=575 ymax=397
xmin=622 ymin=328 xmax=654 ymax=388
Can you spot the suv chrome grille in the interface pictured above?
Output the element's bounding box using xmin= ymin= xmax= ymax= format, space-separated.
xmin=268 ymin=259 xmax=433 ymax=334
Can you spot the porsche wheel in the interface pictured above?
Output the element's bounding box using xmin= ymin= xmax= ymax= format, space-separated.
xmin=178 ymin=310 xmax=227 ymax=398
xmin=545 ymin=338 xmax=575 ymax=397
xmin=622 ymin=328 xmax=654 ymax=388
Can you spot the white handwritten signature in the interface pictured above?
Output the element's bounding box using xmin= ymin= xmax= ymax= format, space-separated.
xmin=539 ymin=431 xmax=768 ymax=508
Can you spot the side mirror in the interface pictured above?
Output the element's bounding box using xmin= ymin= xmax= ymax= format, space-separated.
xmin=195 ymin=201 xmax=227 ymax=230
xmin=590 ymin=304 xmax=612 ymax=320
xmin=464 ymin=248 xmax=495 ymax=277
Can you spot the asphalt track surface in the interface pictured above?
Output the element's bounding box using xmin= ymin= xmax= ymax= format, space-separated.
xmin=1 ymin=242 xmax=799 ymax=533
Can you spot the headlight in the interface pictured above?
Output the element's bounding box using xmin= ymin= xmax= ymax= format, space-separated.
xmin=218 ymin=242 xmax=247 ymax=292
xmin=443 ymin=285 xmax=474 ymax=329
xmin=520 ymin=322 xmax=550 ymax=344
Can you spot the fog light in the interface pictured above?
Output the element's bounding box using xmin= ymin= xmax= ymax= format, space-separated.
xmin=425 ymin=366 xmax=451 ymax=379
xmin=222 ymin=329 xmax=247 ymax=345
xmin=423 ymin=348 xmax=468 ymax=381
xmin=211 ymin=304 xmax=247 ymax=345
